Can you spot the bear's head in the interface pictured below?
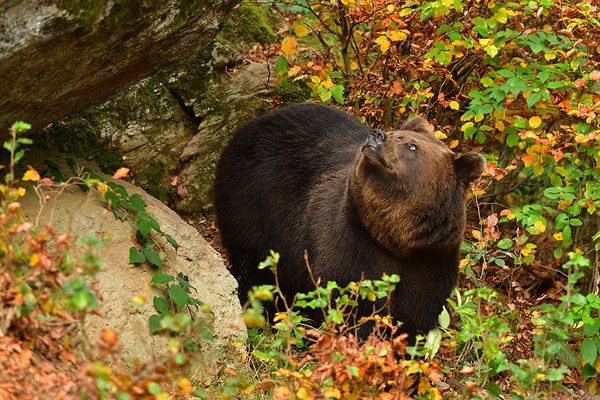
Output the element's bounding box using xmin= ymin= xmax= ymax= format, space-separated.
xmin=351 ymin=116 xmax=486 ymax=255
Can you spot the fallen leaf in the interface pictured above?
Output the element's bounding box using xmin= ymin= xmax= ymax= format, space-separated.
xmin=177 ymin=184 xmax=188 ymax=199
xmin=112 ymin=167 xmax=130 ymax=180
xmin=574 ymin=78 xmax=587 ymax=89
xmin=591 ymin=71 xmax=600 ymax=81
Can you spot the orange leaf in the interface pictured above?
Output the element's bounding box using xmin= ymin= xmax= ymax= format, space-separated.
xmin=112 ymin=167 xmax=130 ymax=180
xmin=101 ymin=328 xmax=118 ymax=344
xmin=575 ymin=78 xmax=587 ymax=89
xmin=591 ymin=71 xmax=600 ymax=81
xmin=22 ymin=167 xmax=40 ymax=181
xmin=281 ymin=37 xmax=297 ymax=56
xmin=178 ymin=378 xmax=193 ymax=395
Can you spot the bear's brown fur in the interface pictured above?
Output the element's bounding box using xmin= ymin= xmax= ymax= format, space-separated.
xmin=214 ymin=103 xmax=485 ymax=337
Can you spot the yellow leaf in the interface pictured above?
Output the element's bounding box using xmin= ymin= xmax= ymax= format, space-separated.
xmin=521 ymin=243 xmax=537 ymax=256
xmin=22 ymin=168 xmax=40 ymax=181
xmin=30 ymin=253 xmax=40 ymax=266
xmin=367 ymin=292 xmax=376 ymax=301
xmin=288 ymin=66 xmax=301 ymax=77
xmin=388 ymin=30 xmax=408 ymax=41
xmin=472 ymin=230 xmax=482 ymax=240
xmin=295 ymin=22 xmax=309 ymax=38
xmin=495 ymin=120 xmax=505 ymax=131
xmin=322 ymin=78 xmax=334 ymax=90
xmin=281 ymin=37 xmax=297 ymax=56
xmin=398 ymin=8 xmax=413 ymax=17
xmin=553 ymin=232 xmax=563 ymax=241
xmin=461 ymin=122 xmax=474 ymax=132
xmin=387 ymin=4 xmax=395 ymax=12
xmin=534 ymin=220 xmax=546 ymax=233
xmin=323 ymin=388 xmax=341 ymax=399
xmin=273 ymin=312 xmax=287 ymax=322
xmin=434 ymin=130 xmax=447 ymax=139
xmin=449 ymin=101 xmax=460 ymax=110
xmin=544 ymin=52 xmax=556 ymax=61
xmin=474 ymin=113 xmax=484 ymax=122
xmin=450 ymin=140 xmax=459 ymax=149
xmin=529 ymin=116 xmax=542 ymax=129
xmin=375 ymin=35 xmax=390 ymax=52
xmin=296 ymin=387 xmax=311 ymax=399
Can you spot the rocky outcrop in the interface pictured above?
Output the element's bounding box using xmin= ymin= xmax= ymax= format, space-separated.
xmin=40 ymin=2 xmax=295 ymax=217
xmin=0 ymin=0 xmax=239 ymax=134
xmin=19 ymin=154 xmax=246 ymax=373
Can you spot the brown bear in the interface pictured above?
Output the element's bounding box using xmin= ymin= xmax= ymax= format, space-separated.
xmin=214 ymin=103 xmax=485 ymax=337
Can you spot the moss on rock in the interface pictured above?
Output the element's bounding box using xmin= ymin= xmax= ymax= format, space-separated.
xmin=218 ymin=2 xmax=278 ymax=48
xmin=38 ymin=110 xmax=124 ymax=173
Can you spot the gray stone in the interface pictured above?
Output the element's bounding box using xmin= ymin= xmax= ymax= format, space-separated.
xmin=19 ymin=154 xmax=246 ymax=373
xmin=0 ymin=0 xmax=240 ymax=134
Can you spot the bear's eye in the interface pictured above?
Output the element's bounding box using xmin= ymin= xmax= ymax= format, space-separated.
xmin=407 ymin=143 xmax=417 ymax=152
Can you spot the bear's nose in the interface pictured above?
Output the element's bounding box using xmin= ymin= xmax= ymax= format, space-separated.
xmin=370 ymin=129 xmax=387 ymax=144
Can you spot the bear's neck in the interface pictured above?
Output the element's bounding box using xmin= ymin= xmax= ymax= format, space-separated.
xmin=344 ymin=174 xmax=464 ymax=258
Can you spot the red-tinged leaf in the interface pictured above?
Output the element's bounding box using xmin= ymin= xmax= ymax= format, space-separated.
xmin=574 ymin=78 xmax=587 ymax=89
xmin=177 ymin=184 xmax=188 ymax=199
xmin=486 ymin=214 xmax=498 ymax=227
xmin=591 ymin=70 xmax=600 ymax=80
xmin=112 ymin=167 xmax=130 ymax=180
xmin=40 ymin=177 xmax=53 ymax=185
xmin=170 ymin=175 xmax=179 ymax=186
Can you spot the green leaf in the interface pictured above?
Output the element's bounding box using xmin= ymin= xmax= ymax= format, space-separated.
xmin=176 ymin=276 xmax=194 ymax=290
xmin=104 ymin=191 xmax=121 ymax=208
xmin=143 ymin=248 xmax=163 ymax=268
xmin=425 ymin=328 xmax=442 ymax=359
xmin=582 ymin=363 xmax=597 ymax=380
xmin=438 ymin=306 xmax=450 ymax=329
xmin=506 ymin=133 xmax=519 ymax=147
xmin=11 ymin=121 xmax=31 ymax=132
xmin=527 ymin=92 xmax=543 ymax=108
xmin=153 ymin=296 xmax=169 ymax=314
xmin=275 ymin=56 xmax=288 ymax=75
xmin=169 ymin=285 xmax=189 ymax=310
xmin=147 ymin=381 xmax=162 ymax=395
xmin=162 ymin=232 xmax=179 ymax=250
xmin=346 ymin=365 xmax=359 ymax=377
xmin=556 ymin=342 xmax=580 ymax=368
xmin=149 ymin=315 xmax=162 ymax=332
xmin=497 ymin=238 xmax=513 ymax=249
xmin=331 ymin=84 xmax=344 ymax=104
xmin=65 ymin=157 xmax=77 ymax=172
xmin=497 ymin=69 xmax=515 ymax=78
xmin=137 ymin=213 xmax=159 ymax=238
xmin=128 ymin=194 xmax=147 ymax=213
xmin=151 ymin=272 xmax=174 ymax=284
xmin=488 ymin=381 xmax=502 ymax=398
xmin=581 ymin=338 xmax=597 ymax=364
xmin=129 ymin=247 xmax=145 ymax=264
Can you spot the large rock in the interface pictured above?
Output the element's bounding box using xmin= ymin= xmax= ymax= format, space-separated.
xmin=19 ymin=154 xmax=246 ymax=372
xmin=0 ymin=0 xmax=240 ymax=134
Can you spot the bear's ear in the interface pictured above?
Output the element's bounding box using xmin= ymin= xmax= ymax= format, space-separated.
xmin=454 ymin=152 xmax=486 ymax=184
xmin=398 ymin=116 xmax=433 ymax=135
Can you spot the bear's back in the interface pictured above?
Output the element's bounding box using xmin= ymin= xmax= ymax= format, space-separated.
xmin=214 ymin=104 xmax=371 ymax=292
